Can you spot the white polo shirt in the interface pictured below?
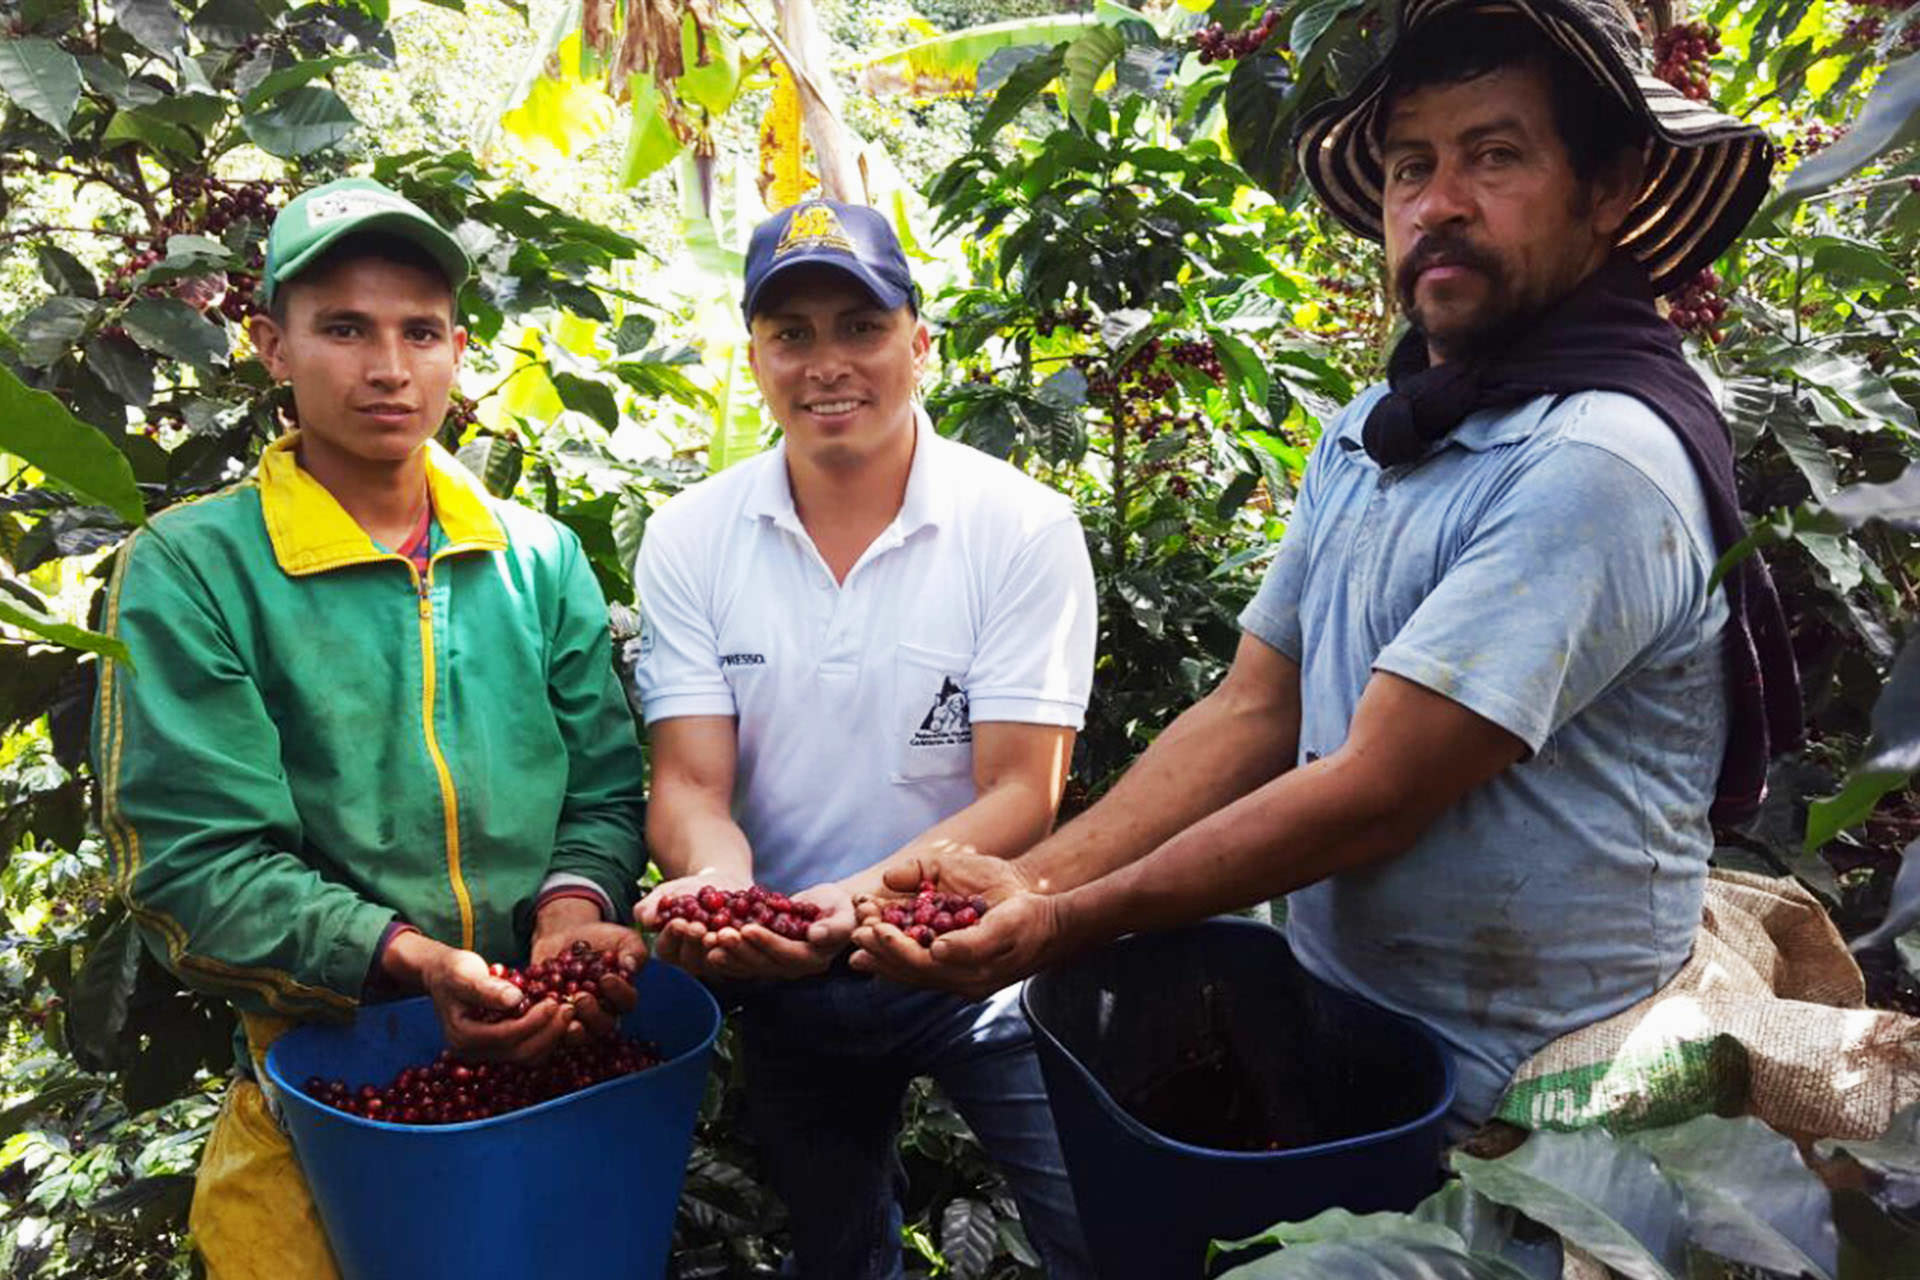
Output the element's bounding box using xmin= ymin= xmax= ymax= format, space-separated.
xmin=628 ymin=412 xmax=1097 ymax=893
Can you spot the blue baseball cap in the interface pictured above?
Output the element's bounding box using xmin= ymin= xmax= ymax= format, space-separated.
xmin=741 ymin=199 xmax=917 ymax=325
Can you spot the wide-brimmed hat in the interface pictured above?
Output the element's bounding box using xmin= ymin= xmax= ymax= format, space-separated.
xmin=1294 ymin=0 xmax=1773 ymax=295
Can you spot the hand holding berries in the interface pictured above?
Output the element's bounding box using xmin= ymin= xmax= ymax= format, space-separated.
xmin=528 ymin=897 xmax=645 ymax=1039
xmin=388 ymin=934 xmax=580 ymax=1065
xmin=849 ymin=854 xmax=1068 ymax=1001
xmin=639 ymin=877 xmax=854 ymax=981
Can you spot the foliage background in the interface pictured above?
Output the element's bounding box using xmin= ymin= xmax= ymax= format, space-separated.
xmin=1 ymin=0 xmax=1918 ymax=1273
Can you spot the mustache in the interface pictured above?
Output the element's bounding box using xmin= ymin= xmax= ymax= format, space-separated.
xmin=1393 ymin=233 xmax=1503 ymax=303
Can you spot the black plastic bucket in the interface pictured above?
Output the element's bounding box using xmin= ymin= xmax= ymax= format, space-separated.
xmin=1021 ymin=917 xmax=1456 ymax=1278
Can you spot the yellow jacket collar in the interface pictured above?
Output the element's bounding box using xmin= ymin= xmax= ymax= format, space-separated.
xmin=258 ymin=433 xmax=507 ymax=576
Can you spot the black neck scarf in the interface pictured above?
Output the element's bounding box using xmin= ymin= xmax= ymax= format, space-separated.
xmin=1361 ymin=254 xmax=1802 ymax=825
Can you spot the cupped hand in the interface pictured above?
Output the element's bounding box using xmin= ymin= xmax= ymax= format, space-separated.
xmin=695 ymin=881 xmax=855 ymax=981
xmin=849 ymin=855 xmax=1065 ymax=1000
xmin=420 ymin=946 xmax=575 ymax=1063
xmin=634 ymin=873 xmax=753 ymax=981
xmin=530 ymin=908 xmax=646 ymax=1040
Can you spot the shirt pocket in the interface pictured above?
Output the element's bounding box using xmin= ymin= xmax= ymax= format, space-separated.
xmin=891 ymin=641 xmax=974 ymax=784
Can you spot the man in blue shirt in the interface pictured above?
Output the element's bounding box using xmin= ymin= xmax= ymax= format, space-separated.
xmin=851 ymin=0 xmax=1798 ymax=1131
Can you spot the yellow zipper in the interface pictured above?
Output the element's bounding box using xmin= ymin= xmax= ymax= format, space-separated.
xmin=413 ymin=557 xmax=476 ymax=951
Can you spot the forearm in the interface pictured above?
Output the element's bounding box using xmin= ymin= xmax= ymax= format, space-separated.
xmin=645 ymin=792 xmax=754 ymax=882
xmin=1053 ymin=729 xmax=1472 ymax=949
xmin=1014 ymin=683 xmax=1297 ymax=895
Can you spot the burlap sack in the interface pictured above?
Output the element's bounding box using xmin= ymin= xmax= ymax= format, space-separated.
xmin=1495 ymin=869 xmax=1920 ymax=1140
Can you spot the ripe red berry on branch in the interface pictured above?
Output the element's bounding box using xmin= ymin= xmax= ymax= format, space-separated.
xmin=1192 ymin=7 xmax=1284 ymax=63
xmin=1664 ymin=267 xmax=1728 ymax=345
xmin=1652 ymin=22 xmax=1720 ymax=101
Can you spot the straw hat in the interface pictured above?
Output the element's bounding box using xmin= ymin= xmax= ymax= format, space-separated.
xmin=1293 ymin=0 xmax=1774 ymax=295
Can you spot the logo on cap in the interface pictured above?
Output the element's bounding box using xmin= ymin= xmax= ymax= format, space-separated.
xmin=775 ymin=203 xmax=855 ymax=258
xmin=306 ymin=189 xmax=416 ymax=225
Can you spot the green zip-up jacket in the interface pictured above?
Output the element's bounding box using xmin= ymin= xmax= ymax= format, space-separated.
xmin=92 ymin=434 xmax=647 ymax=1021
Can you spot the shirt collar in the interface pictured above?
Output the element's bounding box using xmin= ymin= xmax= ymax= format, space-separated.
xmin=742 ymin=405 xmax=950 ymax=537
xmin=1334 ymin=384 xmax=1561 ymax=465
xmin=258 ymin=433 xmax=505 ymax=576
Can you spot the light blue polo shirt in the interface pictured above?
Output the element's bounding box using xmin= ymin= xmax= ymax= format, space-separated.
xmin=1240 ymin=384 xmax=1730 ymax=1129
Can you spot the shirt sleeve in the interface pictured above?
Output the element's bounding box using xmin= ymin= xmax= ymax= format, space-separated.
xmin=1238 ymin=430 xmax=1336 ymax=662
xmin=1372 ymin=439 xmax=1714 ymax=752
xmin=628 ymin=518 xmax=736 ymax=724
xmin=96 ymin=528 xmax=395 ymax=1020
xmin=540 ymin=529 xmax=649 ymax=914
xmin=967 ymin=514 xmax=1097 ymax=727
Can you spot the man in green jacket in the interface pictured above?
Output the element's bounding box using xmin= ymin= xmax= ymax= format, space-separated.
xmin=92 ymin=178 xmax=648 ymax=1278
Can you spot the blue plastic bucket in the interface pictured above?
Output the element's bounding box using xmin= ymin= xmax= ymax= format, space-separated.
xmin=1021 ymin=918 xmax=1456 ymax=1279
xmin=263 ymin=960 xmax=720 ymax=1280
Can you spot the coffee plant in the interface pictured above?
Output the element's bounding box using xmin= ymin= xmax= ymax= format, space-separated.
xmin=4 ymin=0 xmax=1920 ymax=1272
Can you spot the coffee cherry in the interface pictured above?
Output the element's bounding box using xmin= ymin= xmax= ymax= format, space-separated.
xmin=300 ymin=1033 xmax=665 ymax=1124
xmin=1653 ymin=23 xmax=1719 ymax=101
xmin=874 ymin=881 xmax=993 ymax=943
xmin=465 ymin=941 xmax=626 ymax=1024
xmin=1664 ymin=267 xmax=1729 ymax=344
xmin=652 ymin=884 xmax=824 ymax=944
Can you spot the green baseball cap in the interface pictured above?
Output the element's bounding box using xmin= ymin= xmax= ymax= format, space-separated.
xmin=262 ymin=177 xmax=470 ymax=306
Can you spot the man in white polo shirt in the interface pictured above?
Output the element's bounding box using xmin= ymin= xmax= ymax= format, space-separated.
xmin=628 ymin=199 xmax=1095 ymax=1279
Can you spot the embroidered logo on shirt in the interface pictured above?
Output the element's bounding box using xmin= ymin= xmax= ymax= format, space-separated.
xmin=910 ymin=677 xmax=971 ymax=748
xmin=720 ymin=652 xmax=767 ymax=668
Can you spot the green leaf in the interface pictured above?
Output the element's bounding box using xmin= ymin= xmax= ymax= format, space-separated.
xmin=1773 ymin=346 xmax=1918 ymax=437
xmin=102 ymin=106 xmax=198 ymax=159
xmin=1063 ymin=25 xmax=1125 ymax=125
xmin=0 ymin=1079 xmax=99 ymax=1143
xmin=0 ymin=39 xmax=83 ymax=137
xmin=1775 ymin=53 xmax=1920 ymax=206
xmin=611 ymin=491 xmax=649 ymax=579
xmin=241 ymin=85 xmax=360 ymax=157
xmin=1453 ymin=1129 xmax=1690 ymax=1280
xmin=1628 ymin=1116 xmax=1838 ymax=1278
xmin=37 ymin=245 xmax=99 ymax=299
xmin=0 ymin=596 xmax=131 ymax=662
xmin=0 ymin=363 xmax=146 ymax=525
xmin=15 ymin=296 xmax=99 ymax=368
xmin=1822 ymin=464 xmax=1920 ymax=528
xmin=847 ymin=15 xmax=1097 ymax=97
xmin=240 ymin=54 xmax=367 ymax=109
xmin=66 ymin=913 xmax=143 ymax=1073
xmin=1806 ymin=236 xmax=1905 ymax=286
xmin=940 ymin=1197 xmax=998 ymax=1280
xmin=190 ymin=0 xmax=274 ymax=46
xmin=122 ymin=297 xmax=230 ymax=368
xmin=1214 ymin=1209 xmax=1535 ymax=1279
xmin=617 ymin=80 xmax=683 ymax=186
xmin=706 ymin=340 xmax=765 ymax=473
xmin=1291 ymin=0 xmax=1368 ymax=58
xmin=454 ymin=434 xmax=523 ymax=498
xmin=974 ymin=45 xmax=1066 ymax=142
xmin=1224 ymin=51 xmax=1296 ymax=197
xmin=1807 ymin=634 xmax=1920 ymax=848
xmin=1817 ymin=1102 xmax=1920 ymax=1185
xmin=551 ymin=372 xmax=620 ymax=432
xmin=117 ymin=0 xmax=190 ymax=57
xmin=84 ymin=335 xmax=153 ymax=410
xmin=1847 ymin=834 xmax=1919 ymax=955
xmin=1222 ymin=1239 xmax=1538 ymax=1277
